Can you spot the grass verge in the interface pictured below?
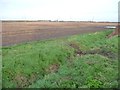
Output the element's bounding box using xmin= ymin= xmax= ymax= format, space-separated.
xmin=2 ymin=29 xmax=118 ymax=88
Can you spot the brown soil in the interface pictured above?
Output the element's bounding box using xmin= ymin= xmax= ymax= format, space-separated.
xmin=108 ymin=25 xmax=120 ymax=38
xmin=45 ymin=64 xmax=60 ymax=73
xmin=14 ymin=73 xmax=37 ymax=88
xmin=85 ymin=49 xmax=117 ymax=59
xmin=14 ymin=74 xmax=28 ymax=87
xmin=2 ymin=21 xmax=117 ymax=46
xmin=68 ymin=41 xmax=117 ymax=59
xmin=68 ymin=41 xmax=84 ymax=56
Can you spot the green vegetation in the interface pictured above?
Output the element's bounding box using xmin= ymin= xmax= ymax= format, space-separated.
xmin=2 ymin=30 xmax=118 ymax=88
xmin=0 ymin=46 xmax=2 ymax=89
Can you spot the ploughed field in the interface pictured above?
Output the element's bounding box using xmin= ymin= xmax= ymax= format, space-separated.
xmin=2 ymin=21 xmax=117 ymax=46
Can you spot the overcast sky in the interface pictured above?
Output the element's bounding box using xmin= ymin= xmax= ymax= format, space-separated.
xmin=0 ymin=0 xmax=119 ymax=22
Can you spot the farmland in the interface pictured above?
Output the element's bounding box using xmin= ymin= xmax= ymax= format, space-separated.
xmin=2 ymin=21 xmax=117 ymax=46
xmin=2 ymin=21 xmax=118 ymax=88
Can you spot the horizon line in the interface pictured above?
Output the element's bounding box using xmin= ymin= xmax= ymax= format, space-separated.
xmin=0 ymin=20 xmax=118 ymax=23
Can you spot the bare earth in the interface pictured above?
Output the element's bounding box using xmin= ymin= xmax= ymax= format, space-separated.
xmin=2 ymin=21 xmax=117 ymax=46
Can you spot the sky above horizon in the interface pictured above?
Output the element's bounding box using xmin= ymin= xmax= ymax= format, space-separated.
xmin=0 ymin=0 xmax=119 ymax=22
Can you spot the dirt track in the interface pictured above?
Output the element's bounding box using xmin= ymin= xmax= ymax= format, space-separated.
xmin=2 ymin=21 xmax=117 ymax=46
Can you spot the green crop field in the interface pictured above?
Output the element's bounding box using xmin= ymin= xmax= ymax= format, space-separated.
xmin=2 ymin=29 xmax=118 ymax=88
